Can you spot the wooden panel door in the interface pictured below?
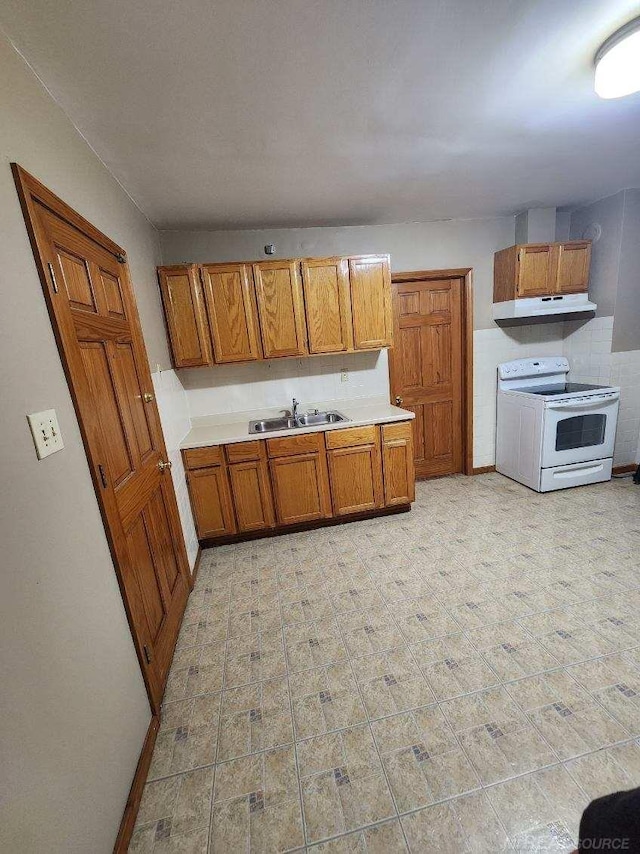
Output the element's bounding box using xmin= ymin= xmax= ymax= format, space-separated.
xmin=187 ymin=466 xmax=236 ymax=538
xmin=269 ymin=453 xmax=332 ymax=525
xmin=157 ymin=265 xmax=212 ymax=368
xmin=389 ymin=276 xmax=463 ymax=478
xmin=348 ymin=255 xmax=393 ymax=349
xmin=327 ymin=442 xmax=383 ymax=515
xmin=382 ymin=422 xmax=415 ymax=505
xmin=228 ymin=459 xmax=275 ymax=532
xmin=553 ymin=242 xmax=591 ymax=294
xmin=301 ymin=257 xmax=353 ymax=353
xmin=253 ymin=260 xmax=307 ymax=358
xmin=200 ymin=263 xmax=262 ymax=362
xmin=516 ymin=244 xmax=554 ymax=297
xmin=14 ymin=166 xmax=191 ymax=713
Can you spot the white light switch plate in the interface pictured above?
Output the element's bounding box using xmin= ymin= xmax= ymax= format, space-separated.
xmin=27 ymin=409 xmax=64 ymax=459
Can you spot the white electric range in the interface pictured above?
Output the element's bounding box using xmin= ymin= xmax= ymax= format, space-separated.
xmin=496 ymin=356 xmax=620 ymax=492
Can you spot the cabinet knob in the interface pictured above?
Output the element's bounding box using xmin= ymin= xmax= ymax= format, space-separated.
xmin=395 ymin=396 xmax=403 ymax=406
xmin=158 ymin=459 xmax=172 ymax=472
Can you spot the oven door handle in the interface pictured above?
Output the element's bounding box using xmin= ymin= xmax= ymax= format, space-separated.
xmin=547 ymin=395 xmax=619 ymax=411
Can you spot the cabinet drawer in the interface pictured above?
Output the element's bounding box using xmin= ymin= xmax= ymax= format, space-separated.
xmin=325 ymin=425 xmax=377 ymax=449
xmin=225 ymin=440 xmax=265 ymax=463
xmin=382 ymin=421 xmax=413 ymax=442
xmin=267 ymin=432 xmax=324 ymax=457
xmin=182 ymin=445 xmax=224 ymax=470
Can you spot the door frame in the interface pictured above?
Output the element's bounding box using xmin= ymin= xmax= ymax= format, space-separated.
xmin=12 ymin=164 xmax=192 ymax=715
xmin=389 ymin=267 xmax=474 ymax=477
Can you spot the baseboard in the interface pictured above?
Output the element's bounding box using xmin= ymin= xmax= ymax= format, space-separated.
xmin=114 ymin=715 xmax=160 ymax=853
xmin=191 ymin=546 xmax=202 ymax=584
xmin=200 ymin=505 xmax=411 ymax=547
xmin=473 ymin=465 xmax=496 ymax=475
xmin=613 ymin=464 xmax=637 ymax=475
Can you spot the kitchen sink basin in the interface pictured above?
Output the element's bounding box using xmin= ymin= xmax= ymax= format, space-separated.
xmin=249 ymin=410 xmax=348 ymax=434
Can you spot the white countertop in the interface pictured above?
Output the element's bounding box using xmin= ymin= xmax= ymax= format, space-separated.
xmin=180 ymin=396 xmax=415 ymax=449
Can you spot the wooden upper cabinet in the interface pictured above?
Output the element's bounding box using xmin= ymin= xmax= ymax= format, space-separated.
xmin=158 ymin=265 xmax=212 ymax=368
xmin=348 ymin=255 xmax=393 ymax=349
xmin=494 ymin=241 xmax=591 ymax=302
xmin=554 ymin=241 xmax=591 ymax=294
xmin=301 ymin=257 xmax=353 ymax=353
xmin=200 ymin=263 xmax=261 ymax=363
xmin=517 ymin=244 xmax=555 ymax=297
xmin=253 ymin=260 xmax=307 ymax=358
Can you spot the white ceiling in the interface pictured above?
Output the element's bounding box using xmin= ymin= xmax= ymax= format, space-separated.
xmin=2 ymin=0 xmax=640 ymax=229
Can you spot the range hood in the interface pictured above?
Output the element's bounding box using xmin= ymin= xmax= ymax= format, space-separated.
xmin=493 ymin=292 xmax=597 ymax=324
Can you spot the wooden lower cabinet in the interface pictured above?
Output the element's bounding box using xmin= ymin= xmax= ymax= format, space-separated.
xmin=186 ymin=465 xmax=236 ymax=538
xmin=382 ymin=422 xmax=415 ymax=505
xmin=269 ymin=452 xmax=332 ymax=525
xmin=183 ymin=420 xmax=415 ymax=542
xmin=228 ymin=459 xmax=275 ymax=532
xmin=326 ymin=425 xmax=383 ymax=516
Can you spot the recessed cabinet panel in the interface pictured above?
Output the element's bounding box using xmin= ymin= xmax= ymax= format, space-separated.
xmin=382 ymin=422 xmax=415 ymax=506
xmin=269 ymin=452 xmax=331 ymax=525
xmin=517 ymin=245 xmax=554 ymax=297
xmin=349 ymin=255 xmax=392 ymax=349
xmin=158 ymin=265 xmax=212 ymax=368
xmin=201 ymin=263 xmax=261 ymax=363
xmin=228 ymin=460 xmax=275 ymax=532
xmin=301 ymin=257 xmax=352 ymax=353
xmin=187 ymin=466 xmax=236 ymax=538
xmin=253 ymin=260 xmax=307 ymax=358
xmin=328 ymin=444 xmax=383 ymax=515
xmin=554 ymin=242 xmax=591 ymax=294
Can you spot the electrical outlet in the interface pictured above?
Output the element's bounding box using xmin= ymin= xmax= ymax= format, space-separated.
xmin=27 ymin=409 xmax=64 ymax=459
xmin=340 ymin=368 xmax=349 ymax=383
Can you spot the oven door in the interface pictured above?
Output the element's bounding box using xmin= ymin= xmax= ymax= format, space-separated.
xmin=541 ymin=395 xmax=619 ymax=468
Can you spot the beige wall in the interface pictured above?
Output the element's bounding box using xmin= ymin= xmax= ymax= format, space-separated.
xmin=0 ymin=33 xmax=166 ymax=853
xmin=160 ymin=215 xmax=515 ymax=330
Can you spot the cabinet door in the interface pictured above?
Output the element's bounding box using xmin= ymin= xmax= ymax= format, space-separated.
xmin=327 ymin=443 xmax=383 ymax=516
xmin=301 ymin=257 xmax=353 ymax=353
xmin=348 ymin=255 xmax=393 ymax=349
xmin=516 ymin=245 xmax=554 ymax=297
xmin=158 ymin=265 xmax=212 ymax=368
xmin=187 ymin=466 xmax=236 ymax=538
xmin=554 ymin=242 xmax=591 ymax=294
xmin=200 ymin=263 xmax=262 ymax=362
xmin=269 ymin=452 xmax=332 ymax=525
xmin=253 ymin=260 xmax=307 ymax=358
xmin=228 ymin=460 xmax=275 ymax=532
xmin=382 ymin=422 xmax=415 ymax=506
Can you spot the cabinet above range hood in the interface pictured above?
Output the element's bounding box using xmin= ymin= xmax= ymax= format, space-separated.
xmin=493 ymin=240 xmax=596 ymax=325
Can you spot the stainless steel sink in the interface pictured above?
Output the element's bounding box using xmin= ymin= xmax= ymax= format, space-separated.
xmin=249 ymin=410 xmax=348 ymax=434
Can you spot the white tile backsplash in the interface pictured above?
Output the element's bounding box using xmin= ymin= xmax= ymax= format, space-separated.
xmin=152 ymin=368 xmax=199 ymax=571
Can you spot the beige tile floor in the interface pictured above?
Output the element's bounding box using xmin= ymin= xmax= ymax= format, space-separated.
xmin=130 ymin=472 xmax=640 ymax=853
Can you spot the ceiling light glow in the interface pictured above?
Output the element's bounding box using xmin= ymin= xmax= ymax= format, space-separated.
xmin=595 ymin=16 xmax=640 ymax=98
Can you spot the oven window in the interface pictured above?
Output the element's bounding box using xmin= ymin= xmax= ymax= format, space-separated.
xmin=555 ymin=414 xmax=606 ymax=451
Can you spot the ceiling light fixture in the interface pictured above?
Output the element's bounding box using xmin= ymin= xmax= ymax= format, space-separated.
xmin=595 ymin=15 xmax=640 ymax=98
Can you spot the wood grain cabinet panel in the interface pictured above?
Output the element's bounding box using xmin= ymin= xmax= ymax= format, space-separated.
xmin=327 ymin=438 xmax=383 ymax=516
xmin=301 ymin=257 xmax=353 ymax=353
xmin=553 ymin=242 xmax=591 ymax=294
xmin=253 ymin=260 xmax=307 ymax=358
xmin=200 ymin=263 xmax=261 ymax=363
xmin=348 ymin=255 xmax=392 ymax=349
xmin=494 ymin=241 xmax=591 ymax=302
xmin=228 ymin=459 xmax=275 ymax=532
xmin=382 ymin=421 xmax=415 ymax=506
xmin=269 ymin=452 xmax=332 ymax=525
xmin=187 ymin=465 xmax=236 ymax=538
xmin=158 ymin=265 xmax=212 ymax=368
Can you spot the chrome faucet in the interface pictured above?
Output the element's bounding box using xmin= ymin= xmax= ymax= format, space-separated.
xmin=292 ymin=398 xmax=300 ymax=421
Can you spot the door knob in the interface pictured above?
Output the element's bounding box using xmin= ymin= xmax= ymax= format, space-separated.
xmin=158 ymin=459 xmax=172 ymax=472
xmin=143 ymin=393 xmax=154 ymax=403
xmin=395 ymin=396 xmax=403 ymax=406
